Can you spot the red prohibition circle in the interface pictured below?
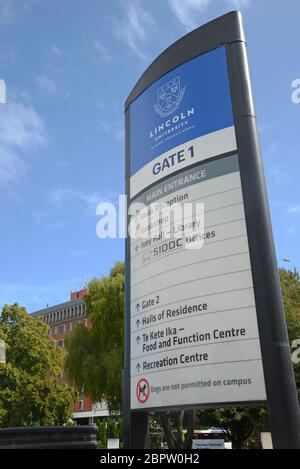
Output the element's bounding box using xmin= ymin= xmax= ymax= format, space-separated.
xmin=136 ymin=378 xmax=150 ymax=404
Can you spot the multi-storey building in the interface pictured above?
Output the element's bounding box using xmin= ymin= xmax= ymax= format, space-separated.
xmin=31 ymin=288 xmax=109 ymax=424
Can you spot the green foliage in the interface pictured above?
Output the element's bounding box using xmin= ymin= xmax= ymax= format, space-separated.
xmin=97 ymin=419 xmax=107 ymax=448
xmin=0 ymin=304 xmax=77 ymax=427
xmin=279 ymin=268 xmax=300 ymax=399
xmin=197 ymin=268 xmax=300 ymax=448
xmin=65 ymin=262 xmax=124 ymax=412
xmin=279 ymin=268 xmax=300 ymax=339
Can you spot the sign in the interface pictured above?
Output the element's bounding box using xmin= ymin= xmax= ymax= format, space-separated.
xmin=125 ymin=12 xmax=300 ymax=448
xmin=128 ymin=45 xmax=266 ymax=411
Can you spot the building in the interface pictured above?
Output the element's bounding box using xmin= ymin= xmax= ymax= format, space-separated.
xmin=31 ymin=288 xmax=109 ymax=424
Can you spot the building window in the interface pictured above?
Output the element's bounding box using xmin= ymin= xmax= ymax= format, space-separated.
xmin=54 ymin=326 xmax=58 ymax=335
xmin=49 ymin=328 xmax=52 ymax=336
xmin=59 ymin=324 xmax=65 ymax=334
xmin=68 ymin=322 xmax=72 ymax=333
xmin=78 ymin=305 xmax=82 ymax=316
xmin=84 ymin=319 xmax=88 ymax=328
xmin=79 ymin=399 xmax=84 ymax=410
xmin=58 ymin=340 xmax=64 ymax=348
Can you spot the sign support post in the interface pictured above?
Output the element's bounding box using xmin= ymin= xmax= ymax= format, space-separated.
xmin=124 ymin=11 xmax=300 ymax=449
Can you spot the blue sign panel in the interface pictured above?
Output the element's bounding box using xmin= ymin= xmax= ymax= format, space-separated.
xmin=130 ymin=46 xmax=234 ymax=176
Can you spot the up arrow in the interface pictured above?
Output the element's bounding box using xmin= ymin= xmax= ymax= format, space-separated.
xmin=136 ymin=363 xmax=141 ymax=373
xmin=136 ymin=319 xmax=141 ymax=328
xmin=136 ymin=336 xmax=141 ymax=345
xmin=136 ymin=303 xmax=141 ymax=313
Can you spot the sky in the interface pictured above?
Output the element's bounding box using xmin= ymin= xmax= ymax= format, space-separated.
xmin=0 ymin=0 xmax=299 ymax=312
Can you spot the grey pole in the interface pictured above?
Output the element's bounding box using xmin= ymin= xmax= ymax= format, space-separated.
xmin=226 ymin=29 xmax=300 ymax=449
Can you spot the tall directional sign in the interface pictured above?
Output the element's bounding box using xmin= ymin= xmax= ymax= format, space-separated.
xmin=124 ymin=11 xmax=300 ymax=449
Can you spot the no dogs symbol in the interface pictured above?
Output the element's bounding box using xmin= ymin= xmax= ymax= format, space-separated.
xmin=136 ymin=378 xmax=150 ymax=404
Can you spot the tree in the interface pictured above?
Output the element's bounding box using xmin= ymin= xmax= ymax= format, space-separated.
xmin=0 ymin=304 xmax=76 ymax=427
xmin=97 ymin=419 xmax=107 ymax=448
xmin=197 ymin=406 xmax=268 ymax=449
xmin=65 ymin=262 xmax=124 ymax=412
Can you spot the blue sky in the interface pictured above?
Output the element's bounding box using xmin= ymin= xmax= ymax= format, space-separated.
xmin=0 ymin=0 xmax=299 ymax=312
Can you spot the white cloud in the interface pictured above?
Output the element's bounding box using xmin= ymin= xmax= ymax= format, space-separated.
xmin=48 ymin=188 xmax=113 ymax=213
xmin=35 ymin=74 xmax=59 ymax=97
xmin=168 ymin=0 xmax=251 ymax=30
xmin=285 ymin=227 xmax=296 ymax=237
xmin=0 ymin=100 xmax=47 ymax=186
xmin=98 ymin=120 xmax=124 ymax=142
xmin=114 ymin=1 xmax=155 ymax=59
xmin=0 ymin=145 xmax=25 ymax=186
xmin=269 ymin=166 xmax=290 ymax=185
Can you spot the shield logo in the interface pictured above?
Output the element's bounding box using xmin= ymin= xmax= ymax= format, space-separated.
xmin=154 ymin=76 xmax=185 ymax=118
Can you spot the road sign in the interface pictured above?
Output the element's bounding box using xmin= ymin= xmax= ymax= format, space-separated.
xmin=124 ymin=11 xmax=300 ymax=449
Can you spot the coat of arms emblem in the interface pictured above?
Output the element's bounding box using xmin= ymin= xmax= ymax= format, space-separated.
xmin=154 ymin=76 xmax=185 ymax=118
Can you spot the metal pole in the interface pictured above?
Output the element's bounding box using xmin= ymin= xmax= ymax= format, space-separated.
xmin=226 ymin=33 xmax=300 ymax=449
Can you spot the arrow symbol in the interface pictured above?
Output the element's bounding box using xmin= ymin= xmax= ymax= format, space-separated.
xmin=143 ymin=252 xmax=152 ymax=262
xmin=136 ymin=336 xmax=141 ymax=345
xmin=136 ymin=319 xmax=141 ymax=328
xmin=136 ymin=303 xmax=140 ymax=313
xmin=136 ymin=363 xmax=141 ymax=373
